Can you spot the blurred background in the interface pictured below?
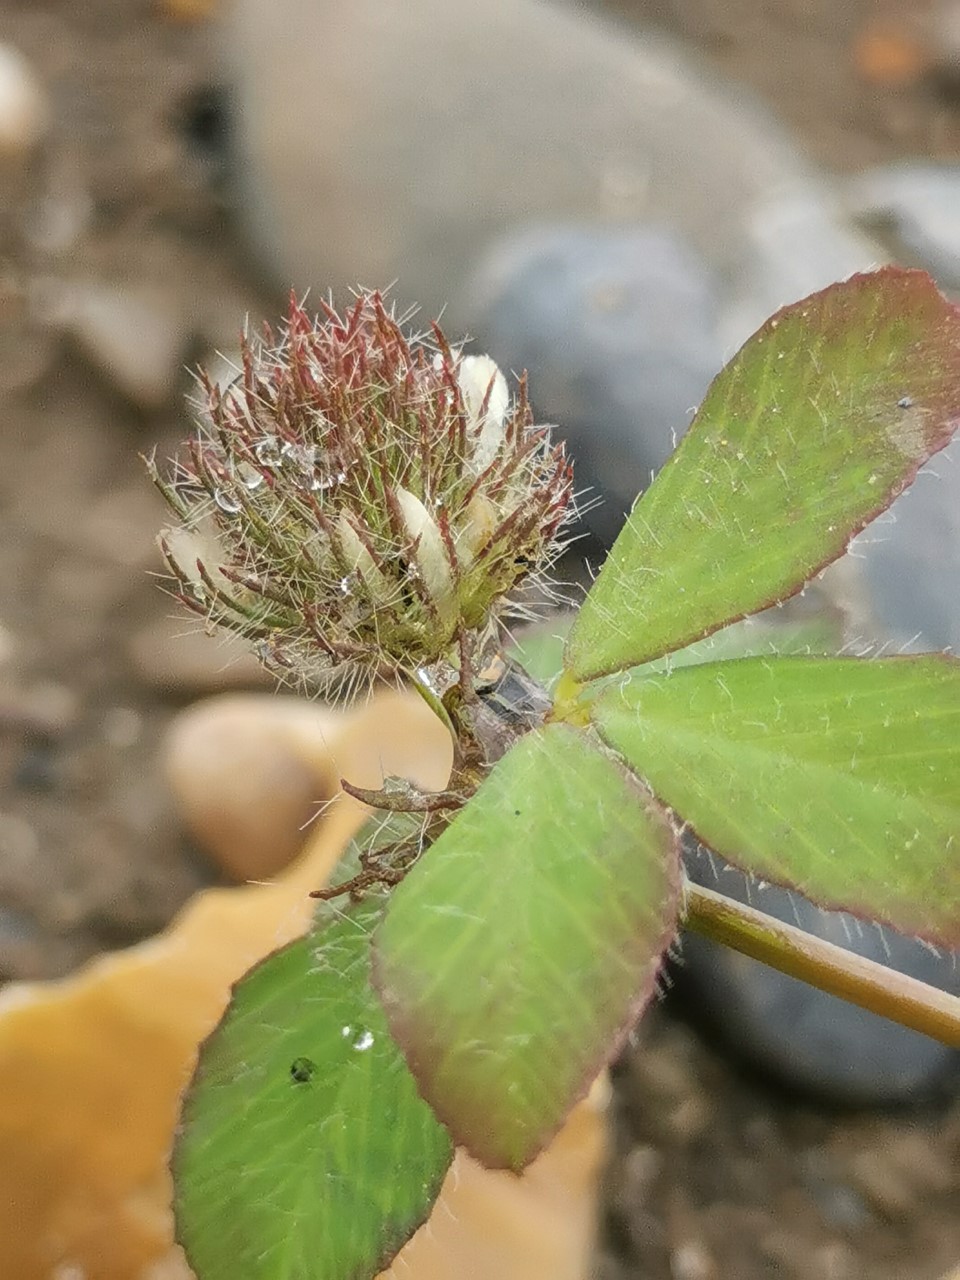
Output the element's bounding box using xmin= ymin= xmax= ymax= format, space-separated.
xmin=1 ymin=0 xmax=960 ymax=1276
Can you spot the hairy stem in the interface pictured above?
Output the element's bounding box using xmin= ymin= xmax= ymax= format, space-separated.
xmin=683 ymin=880 xmax=960 ymax=1048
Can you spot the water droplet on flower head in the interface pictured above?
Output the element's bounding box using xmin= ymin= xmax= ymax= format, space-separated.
xmin=214 ymin=488 xmax=242 ymax=515
xmin=352 ymin=1030 xmax=375 ymax=1052
xmin=236 ymin=462 xmax=264 ymax=492
xmin=254 ymin=436 xmax=283 ymax=468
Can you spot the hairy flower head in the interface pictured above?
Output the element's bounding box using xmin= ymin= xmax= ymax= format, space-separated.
xmin=149 ymin=291 xmax=574 ymax=698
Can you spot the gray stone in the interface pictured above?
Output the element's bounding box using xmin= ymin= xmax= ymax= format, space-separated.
xmin=61 ymin=282 xmax=188 ymax=412
xmin=220 ymin=0 xmax=880 ymax=338
xmin=467 ymin=225 xmax=723 ymax=543
xmin=844 ymin=441 xmax=960 ymax=654
xmin=681 ymin=850 xmax=960 ymax=1105
xmin=849 ymin=164 xmax=960 ymax=291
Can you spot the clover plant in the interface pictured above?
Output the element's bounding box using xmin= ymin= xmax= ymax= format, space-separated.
xmin=151 ymin=269 xmax=960 ymax=1279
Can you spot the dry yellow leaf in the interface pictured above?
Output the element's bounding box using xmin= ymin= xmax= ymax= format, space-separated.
xmin=0 ymin=689 xmax=607 ymax=1279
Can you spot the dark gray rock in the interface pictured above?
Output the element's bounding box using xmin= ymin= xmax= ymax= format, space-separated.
xmin=467 ymin=225 xmax=723 ymax=544
xmin=849 ymin=164 xmax=960 ymax=291
xmin=680 ymin=850 xmax=960 ymax=1106
xmin=846 ymin=441 xmax=960 ymax=654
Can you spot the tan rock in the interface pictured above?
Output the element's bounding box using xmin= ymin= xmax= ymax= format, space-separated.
xmin=0 ymin=45 xmax=47 ymax=158
xmin=164 ymin=691 xmax=451 ymax=881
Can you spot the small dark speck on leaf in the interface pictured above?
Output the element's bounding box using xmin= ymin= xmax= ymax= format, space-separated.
xmin=897 ymin=396 xmax=914 ymax=409
xmin=514 ymin=809 xmax=521 ymax=817
xmin=290 ymin=1056 xmax=316 ymax=1084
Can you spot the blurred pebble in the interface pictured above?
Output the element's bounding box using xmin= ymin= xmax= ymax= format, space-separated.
xmin=670 ymin=1240 xmax=716 ymax=1280
xmin=848 ymin=1129 xmax=954 ymax=1220
xmin=23 ymin=188 xmax=93 ymax=256
xmin=619 ymin=1145 xmax=662 ymax=1203
xmin=926 ymin=2 xmax=960 ymax=85
xmin=0 ymin=905 xmax=59 ymax=980
xmin=0 ymin=45 xmax=47 ymax=158
xmin=75 ymin=484 xmax=162 ymax=569
xmin=680 ymin=851 xmax=960 ymax=1105
xmin=849 ymin=163 xmax=960 ymax=289
xmin=467 ymin=226 xmax=722 ymax=544
xmin=0 ymin=281 xmax=57 ymax=393
xmin=799 ymin=1150 xmax=872 ymax=1232
xmin=164 ymin=694 xmax=342 ymax=880
xmin=0 ymin=681 xmax=79 ymax=736
xmin=101 ymin=706 xmax=142 ymax=750
xmin=853 ymin=21 xmax=926 ymax=88
xmin=809 ymin=1241 xmax=858 ymax=1280
xmin=0 ymin=812 xmax=39 ymax=868
xmin=128 ymin=615 xmax=269 ymax=695
xmin=14 ymin=742 xmax=57 ymax=792
xmin=0 ymin=623 xmax=14 ymax=667
xmin=62 ymin=283 xmax=188 ymax=411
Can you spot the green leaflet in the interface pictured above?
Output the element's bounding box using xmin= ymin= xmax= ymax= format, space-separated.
xmin=592 ymin=654 xmax=960 ymax=945
xmin=373 ymin=722 xmax=680 ymax=1171
xmin=175 ymin=823 xmax=453 ymax=1280
xmin=567 ymin=269 xmax=960 ymax=679
xmin=511 ymin=609 xmax=842 ymax=689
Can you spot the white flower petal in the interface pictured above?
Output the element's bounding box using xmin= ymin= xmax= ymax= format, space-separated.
xmin=396 ymin=487 xmax=455 ymax=617
xmin=455 ymin=493 xmax=498 ymax=565
xmin=336 ymin=514 xmax=390 ymax=603
xmin=458 ymin=354 xmax=509 ymax=472
xmin=164 ymin=520 xmax=231 ymax=593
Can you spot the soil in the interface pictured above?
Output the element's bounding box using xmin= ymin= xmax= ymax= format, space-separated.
xmin=0 ymin=0 xmax=958 ymax=1277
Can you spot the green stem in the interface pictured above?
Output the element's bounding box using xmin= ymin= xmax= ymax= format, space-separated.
xmin=683 ymin=880 xmax=960 ymax=1048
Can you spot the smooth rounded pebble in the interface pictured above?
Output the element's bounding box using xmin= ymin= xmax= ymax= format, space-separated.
xmin=0 ymin=46 xmax=47 ymax=157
